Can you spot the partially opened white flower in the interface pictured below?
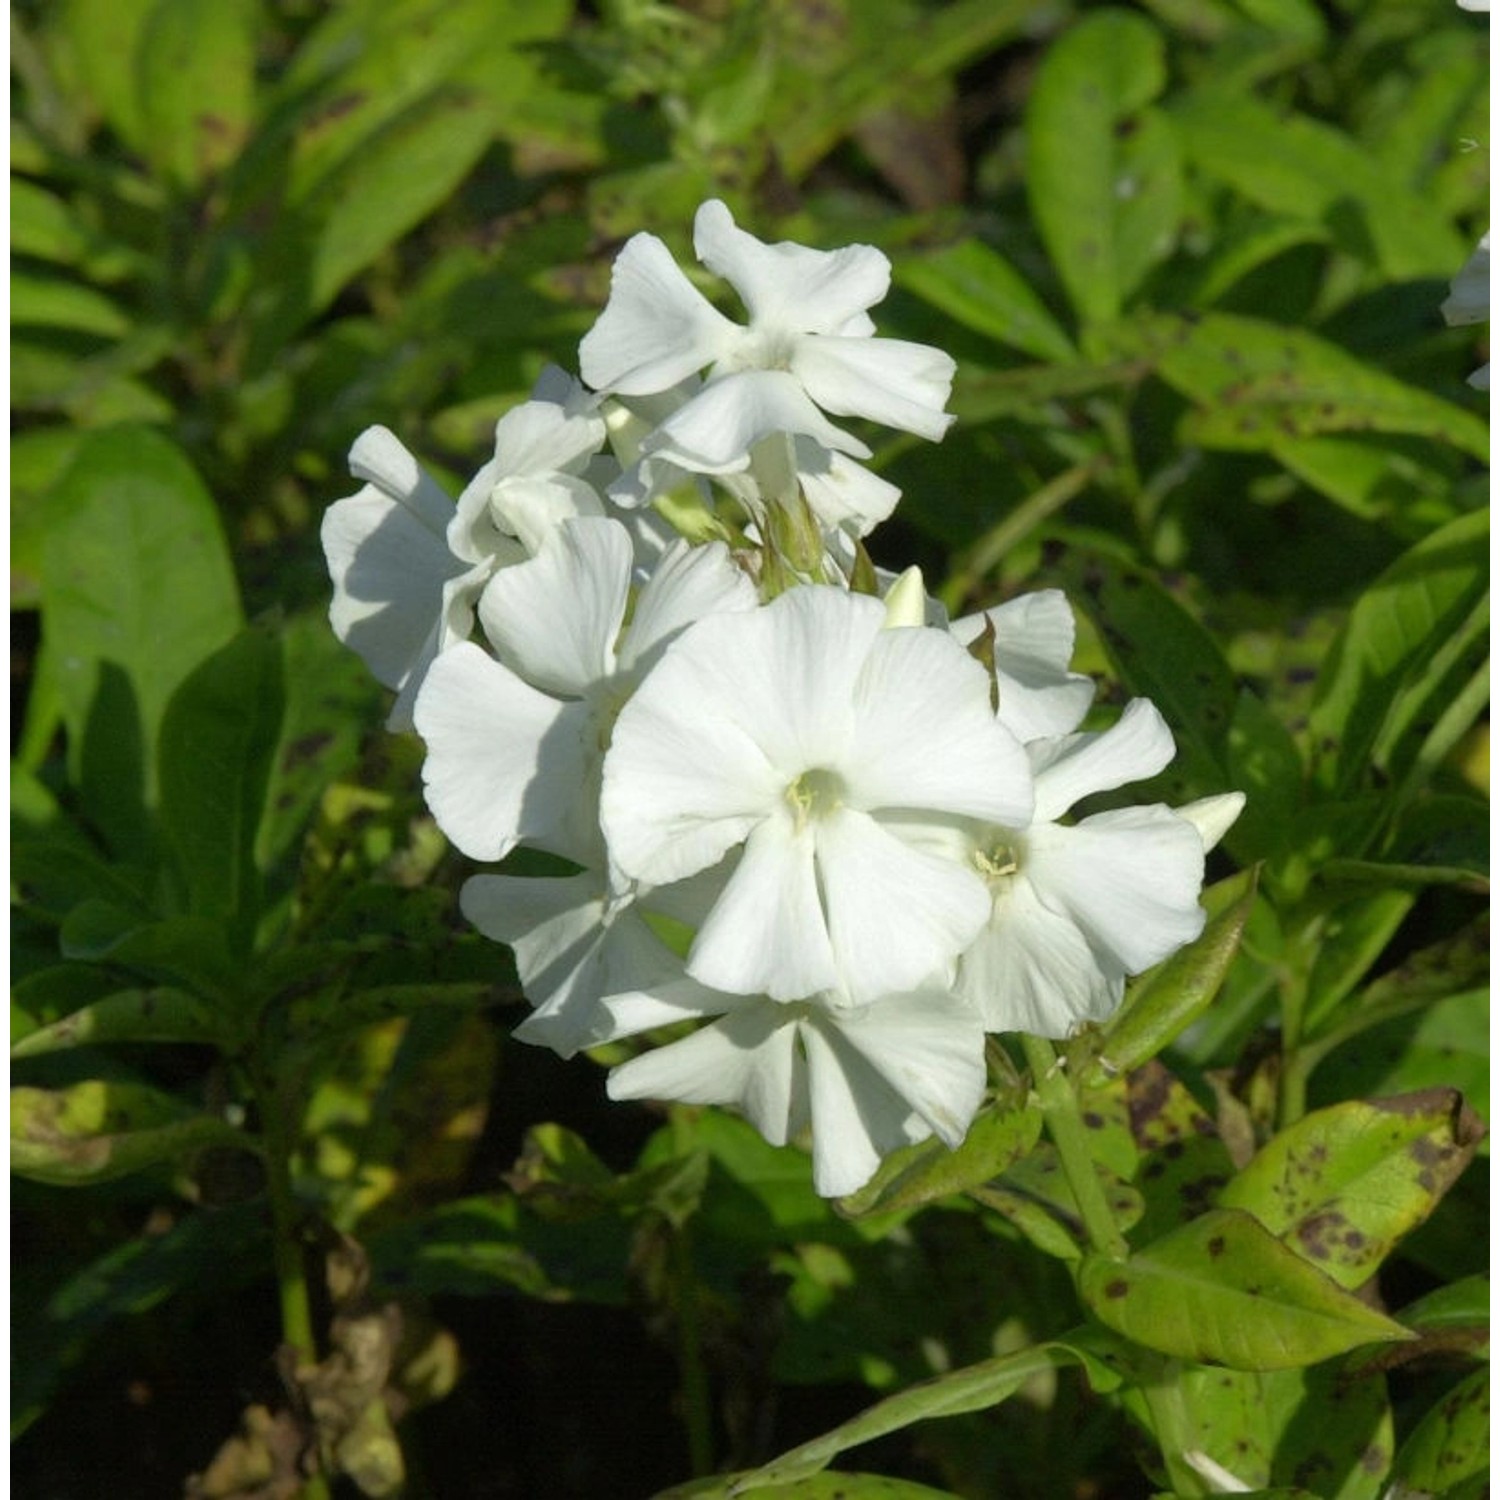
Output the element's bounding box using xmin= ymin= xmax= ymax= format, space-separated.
xmin=321 ymin=427 xmax=493 ymax=732
xmin=580 ymin=200 xmax=956 ymax=483
xmin=322 ymin=371 xmax=616 ymax=731
xmin=415 ymin=517 xmax=756 ymax=864
xmin=952 ymin=699 xmax=1237 ymax=1036
xmin=1441 ymin=233 xmax=1490 ymax=390
xmin=600 ymin=586 xmax=1034 ymax=1004
xmin=951 ymin=592 xmax=1096 ymax=743
xmin=604 ymin=981 xmax=988 ymax=1197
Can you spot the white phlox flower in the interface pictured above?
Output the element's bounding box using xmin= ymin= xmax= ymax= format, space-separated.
xmin=1441 ymin=233 xmax=1490 ymax=390
xmin=951 ymin=591 xmax=1097 ymax=743
xmin=600 ymin=585 xmax=1034 ymax=1005
xmin=602 ymin=981 xmax=988 ymax=1198
xmin=321 ymin=370 xmax=615 ymax=730
xmin=415 ymin=516 xmax=757 ymax=864
xmin=321 ymin=426 xmax=494 ymax=731
xmin=579 ymin=199 xmax=956 ymax=485
xmin=951 ymin=699 xmax=1233 ymax=1037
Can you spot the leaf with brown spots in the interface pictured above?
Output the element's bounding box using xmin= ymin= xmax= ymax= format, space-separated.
xmin=1387 ymin=1366 xmax=1489 ymax=1498
xmin=1078 ymin=1208 xmax=1412 ymax=1370
xmin=1218 ymin=1090 xmax=1486 ymax=1289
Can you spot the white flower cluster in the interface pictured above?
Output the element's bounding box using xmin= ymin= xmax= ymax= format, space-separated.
xmin=322 ymin=201 xmax=1243 ymax=1197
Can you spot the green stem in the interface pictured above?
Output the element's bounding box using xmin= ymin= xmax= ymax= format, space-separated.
xmin=1019 ymin=1034 xmax=1127 ymax=1260
xmin=672 ymin=1225 xmax=715 ymax=1478
xmin=255 ymin=1067 xmax=333 ymax=1500
xmin=938 ymin=459 xmax=1104 ymax=614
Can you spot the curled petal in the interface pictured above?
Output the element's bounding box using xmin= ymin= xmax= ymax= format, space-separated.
xmin=580 ymin=231 xmax=737 ymax=395
xmin=792 ymin=335 xmax=956 ymax=441
xmin=1029 ymin=698 xmax=1177 ymax=823
xmin=617 ymin=538 xmax=758 ymax=680
xmin=1025 ymin=806 xmax=1207 ymax=977
xmin=693 ymin=198 xmax=891 ymax=334
xmin=477 ymin=518 xmax=633 ymax=698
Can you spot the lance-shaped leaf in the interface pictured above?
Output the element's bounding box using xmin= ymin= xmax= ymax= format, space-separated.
xmin=1217 ymin=1090 xmax=1486 ymax=1289
xmin=1083 ymin=868 xmax=1258 ymax=1083
xmin=1078 ymin=1208 xmax=1412 ymax=1370
xmin=836 ymin=1102 xmax=1042 ymax=1219
xmin=722 ymin=1329 xmax=1124 ymax=1492
xmin=1306 ymin=509 xmax=1489 ymax=794
xmin=11 ymin=1080 xmax=251 ymax=1186
xmin=1026 ymin=8 xmax=1179 ymax=325
xmin=660 ymin=1474 xmax=970 ymax=1499
xmin=158 ymin=626 xmax=285 ymax=950
xmin=11 ymin=986 xmax=220 ymax=1058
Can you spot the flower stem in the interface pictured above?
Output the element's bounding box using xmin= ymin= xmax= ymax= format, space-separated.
xmin=1019 ymin=1033 xmax=1128 ymax=1260
xmin=671 ymin=1224 xmax=715 ymax=1478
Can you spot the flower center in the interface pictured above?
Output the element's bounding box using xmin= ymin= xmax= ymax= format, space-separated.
xmin=725 ymin=324 xmax=798 ymax=374
xmin=785 ymin=767 xmax=846 ymax=830
xmin=973 ymin=831 xmax=1024 ymax=884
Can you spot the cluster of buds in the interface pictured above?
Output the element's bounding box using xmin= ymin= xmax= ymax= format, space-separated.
xmin=322 ymin=202 xmax=1242 ymax=1196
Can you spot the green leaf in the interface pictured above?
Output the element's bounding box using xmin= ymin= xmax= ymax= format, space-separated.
xmin=835 ymin=1102 xmax=1043 ymax=1219
xmin=896 ymin=241 xmax=1075 ymax=363
xmin=1388 ymin=1367 xmax=1489 ymax=1497
xmin=1155 ymin=315 xmax=1490 ymax=461
xmin=10 ymin=270 xmax=131 ymax=337
xmin=1078 ymin=1208 xmax=1413 ymax=1369
xmin=53 ymin=0 xmax=159 ymax=150
xmin=1179 ymin=1362 xmax=1393 ymax=1500
xmin=973 ymin=1145 xmax=1143 ymax=1262
xmin=58 ymin=902 xmax=243 ymax=1002
xmin=40 ymin=426 xmax=241 ymax=829
xmin=1059 ymin=548 xmax=1236 ymax=796
xmin=1225 ymin=688 xmax=1305 ymax=867
xmin=11 ymin=1079 xmax=250 ymax=1186
xmin=136 ymin=0 xmax=260 ymax=189
xmin=157 ymin=626 xmax=285 ymax=948
xmin=1302 ymin=890 xmax=1416 ymax=1034
xmin=725 ymin=1329 xmax=1124 ymax=1491
xmin=1306 ymin=509 xmax=1489 ymax=793
xmin=1026 ymin=9 xmax=1176 ymax=325
xmin=1172 ymin=89 xmax=1464 ymax=278
xmin=1217 ymin=1092 xmax=1486 ymax=1290
xmin=1084 ymin=868 xmax=1258 ymax=1081
xmin=11 ymin=986 xmax=220 ymax=1058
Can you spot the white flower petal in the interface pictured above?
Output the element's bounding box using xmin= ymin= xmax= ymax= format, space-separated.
xmin=1441 ymin=234 xmax=1490 ymax=326
xmin=1025 ymin=807 xmax=1207 ymax=976
xmin=607 ymin=1005 xmax=804 ymax=1146
xmin=692 ymin=199 xmax=891 ymax=334
xmin=644 ymin=370 xmax=871 ymax=472
xmin=477 ymin=518 xmax=633 ymax=698
xmin=1029 ymin=698 xmax=1177 ymax=823
xmin=956 ymin=876 xmax=1122 ymax=1036
xmin=383 ymin=560 xmax=491 ymax=732
xmin=1174 ymin=792 xmax=1246 ymax=854
xmin=816 ymin=808 xmax=989 ymax=1002
xmin=687 ymin=814 xmax=840 ymax=1000
xmin=488 ymin=474 xmax=606 ymax=555
xmin=793 ymin=335 xmax=956 ymax=441
xmin=580 ymin=231 xmax=738 ymax=394
xmin=616 ymin=538 xmax=757 ymax=680
xmin=794 ymin=442 xmax=902 ymax=536
xmin=347 ymin=426 xmax=455 ymax=533
xmin=951 ymin=591 xmax=1096 ymax=741
xmin=799 ymin=1020 xmax=922 ymax=1196
xmin=491 ymin=382 xmax=607 ymax=476
xmin=323 ymin=433 xmax=471 ymax=695
xmin=822 ymin=990 xmax=987 ymax=1149
xmin=843 ymin=626 xmax=1034 ymax=827
xmin=414 ymin=642 xmax=588 ymax=861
